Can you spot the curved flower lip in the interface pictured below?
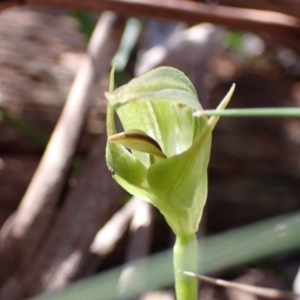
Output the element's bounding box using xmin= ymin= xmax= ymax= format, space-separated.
xmin=108 ymin=129 xmax=167 ymax=159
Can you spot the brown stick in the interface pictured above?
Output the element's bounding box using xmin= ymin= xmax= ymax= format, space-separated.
xmin=21 ymin=134 xmax=124 ymax=297
xmin=79 ymin=197 xmax=142 ymax=277
xmin=211 ymin=0 xmax=300 ymax=20
xmin=1 ymin=1 xmax=300 ymax=51
xmin=125 ymin=200 xmax=153 ymax=262
xmin=0 ymin=0 xmax=300 ymax=37
xmin=183 ymin=272 xmax=300 ymax=300
xmin=1 ymin=0 xmax=300 ymax=41
xmin=0 ymin=10 xmax=125 ymax=292
xmin=118 ymin=199 xmax=153 ymax=296
xmin=90 ymin=197 xmax=141 ymax=257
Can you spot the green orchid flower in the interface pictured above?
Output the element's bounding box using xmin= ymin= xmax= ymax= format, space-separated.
xmin=105 ymin=66 xmax=234 ymax=236
xmin=105 ymin=66 xmax=234 ymax=300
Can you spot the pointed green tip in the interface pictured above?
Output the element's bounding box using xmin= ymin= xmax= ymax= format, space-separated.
xmin=193 ymin=83 xmax=235 ymax=120
xmin=109 ymin=64 xmax=117 ymax=93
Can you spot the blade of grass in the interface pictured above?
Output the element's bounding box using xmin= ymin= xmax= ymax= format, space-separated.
xmin=112 ymin=17 xmax=142 ymax=72
xmin=0 ymin=106 xmax=48 ymax=147
xmin=30 ymin=210 xmax=300 ymax=300
xmin=182 ymin=272 xmax=299 ymax=300
xmin=194 ymin=107 xmax=300 ymax=118
xmin=71 ymin=11 xmax=97 ymax=40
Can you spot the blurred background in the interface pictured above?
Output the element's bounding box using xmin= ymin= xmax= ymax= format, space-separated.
xmin=0 ymin=1 xmax=300 ymax=299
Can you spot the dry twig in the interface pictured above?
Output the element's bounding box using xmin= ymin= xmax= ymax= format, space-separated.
xmin=90 ymin=197 xmax=141 ymax=257
xmin=80 ymin=197 xmax=142 ymax=277
xmin=213 ymin=0 xmax=300 ymax=20
xmin=125 ymin=200 xmax=153 ymax=262
xmin=0 ymin=0 xmax=299 ymax=45
xmin=183 ymin=272 xmax=300 ymax=300
xmin=118 ymin=199 xmax=153 ymax=297
xmin=0 ymin=11 xmax=126 ymax=299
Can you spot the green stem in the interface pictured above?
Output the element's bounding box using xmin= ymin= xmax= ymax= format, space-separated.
xmin=173 ymin=233 xmax=198 ymax=300
xmin=196 ymin=107 xmax=300 ymax=118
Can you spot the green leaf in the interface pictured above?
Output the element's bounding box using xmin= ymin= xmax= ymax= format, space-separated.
xmin=147 ymin=133 xmax=211 ymax=235
xmin=112 ymin=18 xmax=142 ymax=72
xmin=146 ymin=85 xmax=235 ymax=236
xmin=29 ymin=211 xmax=300 ymax=300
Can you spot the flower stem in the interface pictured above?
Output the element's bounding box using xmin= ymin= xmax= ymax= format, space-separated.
xmin=173 ymin=233 xmax=198 ymax=300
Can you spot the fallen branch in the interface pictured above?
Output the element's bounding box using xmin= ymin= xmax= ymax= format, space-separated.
xmin=183 ymin=272 xmax=300 ymax=300
xmin=0 ymin=10 xmax=126 ymax=298
xmin=79 ymin=197 xmax=141 ymax=277
xmin=0 ymin=0 xmax=299 ymax=44
xmin=118 ymin=199 xmax=153 ymax=297
xmin=21 ymin=134 xmax=124 ymax=297
xmin=90 ymin=197 xmax=140 ymax=257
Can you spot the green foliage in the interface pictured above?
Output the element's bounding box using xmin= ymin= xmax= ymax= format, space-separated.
xmin=222 ymin=31 xmax=245 ymax=52
xmin=195 ymin=107 xmax=300 ymax=118
xmin=0 ymin=105 xmax=48 ymax=147
xmin=112 ymin=18 xmax=142 ymax=72
xmin=29 ymin=210 xmax=300 ymax=300
xmin=72 ymin=11 xmax=97 ymax=40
